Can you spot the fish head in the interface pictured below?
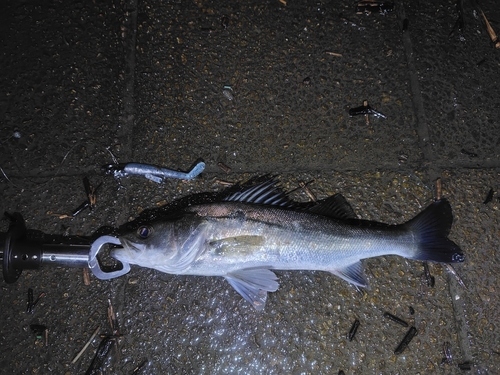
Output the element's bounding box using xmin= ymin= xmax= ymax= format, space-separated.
xmin=112 ymin=214 xmax=208 ymax=273
xmin=112 ymin=220 xmax=179 ymax=269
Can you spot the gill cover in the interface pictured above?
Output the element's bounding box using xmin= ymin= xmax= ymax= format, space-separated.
xmin=114 ymin=215 xmax=208 ymax=273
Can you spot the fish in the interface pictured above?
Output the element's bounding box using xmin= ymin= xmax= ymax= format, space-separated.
xmin=111 ymin=180 xmax=464 ymax=310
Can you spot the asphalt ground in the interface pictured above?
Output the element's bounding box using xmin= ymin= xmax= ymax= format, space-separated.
xmin=1 ymin=0 xmax=499 ymax=374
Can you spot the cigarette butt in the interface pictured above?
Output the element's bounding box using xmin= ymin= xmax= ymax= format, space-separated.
xmin=326 ymin=52 xmax=343 ymax=57
xmin=279 ymin=0 xmax=286 ymax=5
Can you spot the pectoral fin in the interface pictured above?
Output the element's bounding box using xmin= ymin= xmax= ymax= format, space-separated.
xmin=210 ymin=235 xmax=265 ymax=256
xmin=328 ymin=261 xmax=368 ymax=288
xmin=225 ymin=268 xmax=279 ymax=310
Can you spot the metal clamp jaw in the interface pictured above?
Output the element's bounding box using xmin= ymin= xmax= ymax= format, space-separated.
xmin=88 ymin=235 xmax=130 ymax=280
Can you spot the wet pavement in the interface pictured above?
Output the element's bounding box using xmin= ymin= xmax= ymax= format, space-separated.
xmin=1 ymin=0 xmax=499 ymax=374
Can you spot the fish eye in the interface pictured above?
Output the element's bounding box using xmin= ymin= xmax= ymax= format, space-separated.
xmin=137 ymin=226 xmax=152 ymax=239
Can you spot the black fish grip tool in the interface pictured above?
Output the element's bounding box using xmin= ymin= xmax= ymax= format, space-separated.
xmin=0 ymin=212 xmax=130 ymax=283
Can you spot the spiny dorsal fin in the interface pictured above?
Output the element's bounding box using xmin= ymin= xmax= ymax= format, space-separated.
xmin=309 ymin=194 xmax=357 ymax=220
xmin=223 ymin=179 xmax=295 ymax=207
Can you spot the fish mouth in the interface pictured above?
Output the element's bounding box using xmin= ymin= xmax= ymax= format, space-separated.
xmin=120 ymin=237 xmax=147 ymax=252
xmin=110 ymin=237 xmax=146 ymax=263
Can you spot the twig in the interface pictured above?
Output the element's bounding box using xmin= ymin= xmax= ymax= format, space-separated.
xmin=107 ymin=299 xmax=121 ymax=361
xmin=435 ymin=178 xmax=442 ymax=201
xmin=298 ymin=180 xmax=317 ymax=202
xmin=71 ymin=326 xmax=101 ymax=364
xmin=131 ymin=359 xmax=148 ymax=374
xmin=481 ymin=10 xmax=500 ymax=48
xmin=106 ymin=146 xmax=119 ymax=164
xmin=394 ymin=326 xmax=418 ymax=354
xmin=326 ymin=51 xmax=342 ymax=57
xmin=364 ymin=100 xmax=370 ymax=125
xmin=217 ymin=162 xmax=231 ymax=173
xmin=83 ymin=267 xmax=91 ymax=286
xmin=108 ymin=299 xmax=119 ymax=335
xmin=443 ymin=263 xmax=468 ymax=290
xmin=0 ymin=167 xmax=19 ymax=187
xmin=215 ymin=179 xmax=234 ymax=186
xmin=46 ymin=211 xmax=72 ymax=219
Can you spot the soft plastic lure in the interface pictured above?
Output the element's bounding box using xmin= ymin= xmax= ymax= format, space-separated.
xmin=102 ymin=160 xmax=205 ymax=183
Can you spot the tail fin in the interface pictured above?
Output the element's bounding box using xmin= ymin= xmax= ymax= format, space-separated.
xmin=405 ymin=199 xmax=465 ymax=263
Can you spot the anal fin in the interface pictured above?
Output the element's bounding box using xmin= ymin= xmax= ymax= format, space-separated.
xmin=225 ymin=268 xmax=279 ymax=311
xmin=328 ymin=261 xmax=368 ymax=288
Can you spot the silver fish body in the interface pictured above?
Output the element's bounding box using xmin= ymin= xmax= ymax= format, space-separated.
xmin=113 ymin=181 xmax=464 ymax=310
xmin=181 ymin=203 xmax=413 ymax=274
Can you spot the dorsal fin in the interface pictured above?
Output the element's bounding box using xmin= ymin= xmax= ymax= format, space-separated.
xmin=309 ymin=194 xmax=357 ymax=220
xmin=223 ymin=179 xmax=295 ymax=207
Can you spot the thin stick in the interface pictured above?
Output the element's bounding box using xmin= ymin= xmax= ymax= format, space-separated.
xmin=443 ymin=264 xmax=468 ymax=290
xmin=298 ymin=180 xmax=317 ymax=202
xmin=71 ymin=326 xmax=101 ymax=364
xmin=481 ymin=10 xmax=500 ymax=48
xmin=83 ymin=267 xmax=91 ymax=286
xmin=106 ymin=146 xmax=119 ymax=164
xmin=0 ymin=167 xmax=20 ymax=188
xmin=435 ymin=177 xmax=442 ymax=201
xmin=108 ymin=299 xmax=118 ymax=335
xmin=217 ymin=162 xmax=231 ymax=173
xmin=215 ymin=179 xmax=233 ymax=186
xmin=107 ymin=299 xmax=121 ymax=360
xmin=326 ymin=52 xmax=343 ymax=57
xmin=363 ymin=100 xmax=370 ymax=125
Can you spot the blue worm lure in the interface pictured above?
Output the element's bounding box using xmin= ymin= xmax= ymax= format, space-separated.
xmin=102 ymin=160 xmax=205 ymax=183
